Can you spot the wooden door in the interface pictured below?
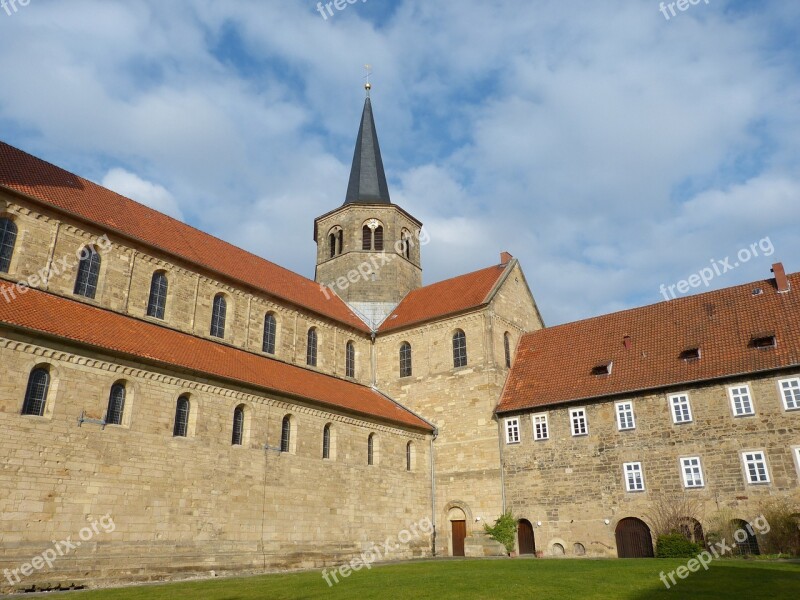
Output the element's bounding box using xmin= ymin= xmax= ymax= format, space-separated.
xmin=615 ymin=518 xmax=654 ymax=558
xmin=518 ymin=520 xmax=535 ymax=555
xmin=451 ymin=520 xmax=466 ymax=557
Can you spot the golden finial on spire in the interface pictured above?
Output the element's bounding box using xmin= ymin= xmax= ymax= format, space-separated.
xmin=364 ymin=64 xmax=372 ymax=96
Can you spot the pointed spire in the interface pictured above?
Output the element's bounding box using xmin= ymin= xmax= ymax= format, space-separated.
xmin=344 ymin=94 xmax=391 ymax=205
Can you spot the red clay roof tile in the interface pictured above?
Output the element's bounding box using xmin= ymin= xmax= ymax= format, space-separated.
xmin=0 ymin=282 xmax=431 ymax=431
xmin=379 ymin=264 xmax=507 ymax=332
xmin=0 ymin=141 xmax=369 ymax=332
xmin=497 ymin=272 xmax=800 ymax=413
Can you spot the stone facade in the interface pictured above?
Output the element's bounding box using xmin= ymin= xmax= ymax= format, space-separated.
xmin=314 ymin=203 xmax=422 ymax=306
xmin=501 ymin=371 xmax=800 ymax=557
xmin=0 ymin=332 xmax=432 ymax=592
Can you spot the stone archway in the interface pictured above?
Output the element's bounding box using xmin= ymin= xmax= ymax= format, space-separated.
xmin=615 ymin=517 xmax=654 ymax=558
xmin=446 ymin=506 xmax=467 ymax=557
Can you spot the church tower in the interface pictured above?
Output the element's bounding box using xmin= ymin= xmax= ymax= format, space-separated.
xmin=314 ymin=87 xmax=423 ymax=327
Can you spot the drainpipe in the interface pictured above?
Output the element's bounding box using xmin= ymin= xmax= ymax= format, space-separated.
xmin=430 ymin=427 xmax=438 ymax=557
xmin=370 ymin=331 xmax=377 ymax=387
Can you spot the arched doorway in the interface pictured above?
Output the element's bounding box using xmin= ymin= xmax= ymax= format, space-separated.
xmin=731 ymin=519 xmax=760 ymax=556
xmin=517 ymin=519 xmax=535 ymax=555
xmin=615 ymin=518 xmax=654 ymax=558
xmin=678 ymin=517 xmax=705 ymax=546
xmin=446 ymin=506 xmax=468 ymax=557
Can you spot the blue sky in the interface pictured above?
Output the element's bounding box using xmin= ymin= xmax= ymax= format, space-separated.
xmin=0 ymin=0 xmax=798 ymax=325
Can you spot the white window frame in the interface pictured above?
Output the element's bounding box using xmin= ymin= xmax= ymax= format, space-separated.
xmin=669 ymin=393 xmax=693 ymax=424
xmin=615 ymin=401 xmax=636 ymax=431
xmin=680 ymin=456 xmax=705 ymax=489
xmin=793 ymin=446 xmax=800 ymax=481
xmin=531 ymin=413 xmax=549 ymax=441
xmin=741 ymin=450 xmax=770 ymax=485
xmin=505 ymin=417 xmax=520 ymax=444
xmin=728 ymin=385 xmax=755 ymax=417
xmin=623 ymin=462 xmax=645 ymax=492
xmin=570 ymin=407 xmax=588 ymax=437
xmin=778 ymin=378 xmax=800 ymax=411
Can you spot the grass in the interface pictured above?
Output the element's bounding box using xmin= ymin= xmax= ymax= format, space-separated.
xmin=50 ymin=558 xmax=800 ymax=600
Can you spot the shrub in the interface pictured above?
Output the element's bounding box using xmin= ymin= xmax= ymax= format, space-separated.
xmin=756 ymin=497 xmax=800 ymax=556
xmin=656 ymin=533 xmax=703 ymax=558
xmin=484 ymin=511 xmax=517 ymax=554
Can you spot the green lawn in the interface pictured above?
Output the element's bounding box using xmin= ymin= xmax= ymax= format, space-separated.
xmin=54 ymin=559 xmax=800 ymax=599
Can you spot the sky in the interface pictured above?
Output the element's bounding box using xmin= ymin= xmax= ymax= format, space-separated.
xmin=0 ymin=0 xmax=798 ymax=326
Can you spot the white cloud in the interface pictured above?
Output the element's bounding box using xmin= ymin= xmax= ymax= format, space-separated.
xmin=101 ymin=168 xmax=184 ymax=221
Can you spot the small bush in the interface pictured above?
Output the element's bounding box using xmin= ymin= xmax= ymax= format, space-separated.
xmin=656 ymin=533 xmax=703 ymax=558
xmin=484 ymin=511 xmax=517 ymax=554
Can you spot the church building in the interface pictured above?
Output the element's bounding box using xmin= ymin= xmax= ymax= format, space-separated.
xmin=0 ymin=91 xmax=797 ymax=592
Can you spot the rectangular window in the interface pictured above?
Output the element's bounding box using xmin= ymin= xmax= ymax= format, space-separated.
xmin=779 ymin=378 xmax=800 ymax=411
xmin=615 ymin=401 xmax=635 ymax=431
xmin=729 ymin=385 xmax=755 ymax=416
xmin=795 ymin=448 xmax=800 ymax=480
xmin=669 ymin=393 xmax=692 ymax=424
xmin=570 ymin=408 xmax=588 ymax=436
xmin=623 ymin=462 xmax=645 ymax=492
xmin=742 ymin=451 xmax=770 ymax=484
xmin=532 ymin=413 xmax=549 ymax=440
xmin=680 ymin=457 xmax=705 ymax=488
xmin=505 ymin=418 xmax=520 ymax=444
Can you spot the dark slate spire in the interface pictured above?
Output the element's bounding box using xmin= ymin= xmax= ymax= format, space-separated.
xmin=344 ymin=95 xmax=391 ymax=205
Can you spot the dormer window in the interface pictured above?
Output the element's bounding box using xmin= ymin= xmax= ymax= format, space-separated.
xmin=750 ymin=333 xmax=777 ymax=350
xmin=679 ymin=348 xmax=701 ymax=361
xmin=591 ymin=361 xmax=612 ymax=376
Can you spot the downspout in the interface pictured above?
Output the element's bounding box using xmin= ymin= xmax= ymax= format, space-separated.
xmin=497 ymin=418 xmax=507 ymax=513
xmin=430 ymin=427 xmax=438 ymax=557
xmin=370 ymin=331 xmax=377 ymax=387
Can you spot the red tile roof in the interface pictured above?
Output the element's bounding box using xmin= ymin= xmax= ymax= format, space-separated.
xmin=0 ymin=141 xmax=369 ymax=332
xmin=0 ymin=282 xmax=432 ymax=431
xmin=379 ymin=263 xmax=509 ymax=332
xmin=497 ymin=272 xmax=800 ymax=413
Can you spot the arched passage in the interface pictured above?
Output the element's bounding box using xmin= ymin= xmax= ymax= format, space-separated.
xmin=446 ymin=506 xmax=467 ymax=557
xmin=731 ymin=519 xmax=760 ymax=556
xmin=517 ymin=519 xmax=535 ymax=555
xmin=615 ymin=517 xmax=654 ymax=558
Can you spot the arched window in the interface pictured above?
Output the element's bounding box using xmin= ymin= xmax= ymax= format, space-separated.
xmin=232 ymin=405 xmax=244 ymax=446
xmin=329 ymin=232 xmax=337 ymax=258
xmin=453 ymin=329 xmax=468 ymax=368
xmin=306 ymin=327 xmax=318 ymax=366
xmin=173 ymin=396 xmax=190 ymax=437
xmin=401 ymin=230 xmax=411 ymax=260
xmin=322 ymin=423 xmax=331 ymax=459
xmin=281 ymin=415 xmax=292 ymax=453
xmin=210 ymin=294 xmax=227 ymax=338
xmin=345 ymin=341 xmax=355 ymax=378
xmin=504 ymin=332 xmax=512 ymax=369
xmin=263 ymin=313 xmax=277 ymax=354
xmin=362 ymin=225 xmax=372 ymax=250
xmin=106 ymin=382 xmax=126 ymax=425
xmin=0 ymin=217 xmax=18 ymax=273
xmin=337 ymin=230 xmax=343 ymax=255
xmin=374 ymin=225 xmax=384 ymax=251
xmin=400 ymin=342 xmax=412 ymax=378
xmin=367 ymin=433 xmax=375 ymax=466
xmin=406 ymin=441 xmax=414 ymax=471
xmin=22 ymin=367 xmax=50 ymax=416
xmin=74 ymin=246 xmax=101 ymax=299
xmin=147 ymin=271 xmax=168 ymax=319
